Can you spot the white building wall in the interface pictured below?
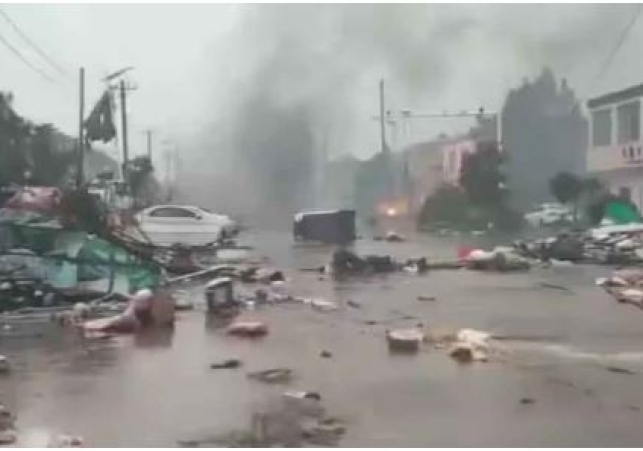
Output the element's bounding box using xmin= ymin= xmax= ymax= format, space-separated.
xmin=588 ymin=93 xmax=643 ymax=211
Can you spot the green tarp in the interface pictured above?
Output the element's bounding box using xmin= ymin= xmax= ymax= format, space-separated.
xmin=603 ymin=200 xmax=641 ymax=225
xmin=76 ymin=236 xmax=162 ymax=293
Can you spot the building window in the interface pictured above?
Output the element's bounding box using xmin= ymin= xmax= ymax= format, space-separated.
xmin=617 ymin=100 xmax=640 ymax=144
xmin=592 ymin=109 xmax=612 ymax=146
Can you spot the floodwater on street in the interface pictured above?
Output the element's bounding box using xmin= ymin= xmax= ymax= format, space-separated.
xmin=2 ymin=230 xmax=643 ymax=446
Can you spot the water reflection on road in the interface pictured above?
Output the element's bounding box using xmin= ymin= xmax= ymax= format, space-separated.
xmin=1 ymin=231 xmax=643 ymax=446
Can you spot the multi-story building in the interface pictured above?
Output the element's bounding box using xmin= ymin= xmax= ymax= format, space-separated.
xmin=587 ymin=83 xmax=643 ymax=209
xmin=441 ymin=137 xmax=477 ymax=186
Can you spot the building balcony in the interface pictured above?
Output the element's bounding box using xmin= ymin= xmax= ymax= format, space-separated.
xmin=587 ymin=140 xmax=643 ymax=172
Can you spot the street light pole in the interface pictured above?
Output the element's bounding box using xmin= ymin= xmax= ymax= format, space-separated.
xmin=120 ymin=79 xmax=129 ymax=184
xmin=76 ymin=67 xmax=85 ymax=188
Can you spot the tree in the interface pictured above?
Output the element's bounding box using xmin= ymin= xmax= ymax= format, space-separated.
xmin=0 ymin=92 xmax=30 ymax=186
xmin=502 ymin=69 xmax=587 ymax=208
xmin=459 ymin=140 xmax=506 ymax=209
xmin=417 ymin=183 xmax=468 ymax=228
xmin=30 ymin=124 xmax=75 ymax=186
xmin=549 ymin=171 xmax=582 ymax=205
xmin=0 ymin=94 xmax=76 ymax=187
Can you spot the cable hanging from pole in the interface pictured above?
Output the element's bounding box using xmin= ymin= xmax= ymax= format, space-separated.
xmin=0 ymin=30 xmax=56 ymax=83
xmin=0 ymin=6 xmax=69 ymax=77
xmin=594 ymin=4 xmax=642 ymax=82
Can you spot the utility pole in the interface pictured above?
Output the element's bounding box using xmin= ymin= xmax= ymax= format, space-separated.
xmin=164 ymin=149 xmax=173 ymax=202
xmin=119 ymin=79 xmax=129 ymax=186
xmin=379 ymin=79 xmax=387 ymax=155
xmin=146 ymin=129 xmax=152 ymax=159
xmin=76 ymin=67 xmax=85 ymax=188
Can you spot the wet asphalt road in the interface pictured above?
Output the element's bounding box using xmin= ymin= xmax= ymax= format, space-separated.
xmin=2 ymin=230 xmax=643 ymax=446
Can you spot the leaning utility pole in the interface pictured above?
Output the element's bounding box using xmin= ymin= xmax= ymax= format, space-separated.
xmin=76 ymin=67 xmax=85 ymax=188
xmin=120 ymin=79 xmax=129 ymax=185
xmin=379 ymin=78 xmax=387 ymax=155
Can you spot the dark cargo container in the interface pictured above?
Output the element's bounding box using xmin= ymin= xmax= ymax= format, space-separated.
xmin=293 ymin=209 xmax=356 ymax=244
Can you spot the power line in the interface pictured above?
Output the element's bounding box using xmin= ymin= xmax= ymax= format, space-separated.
xmin=0 ymin=7 xmax=68 ymax=77
xmin=0 ymin=30 xmax=55 ymax=83
xmin=594 ymin=5 xmax=642 ymax=82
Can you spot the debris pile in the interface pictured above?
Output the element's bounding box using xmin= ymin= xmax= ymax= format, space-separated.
xmin=462 ymin=247 xmax=530 ymax=272
xmin=597 ymin=268 xmax=643 ymax=309
xmin=460 ymin=224 xmax=643 ymax=271
xmin=0 ymin=404 xmax=16 ymax=445
xmin=448 ymin=329 xmax=494 ymax=363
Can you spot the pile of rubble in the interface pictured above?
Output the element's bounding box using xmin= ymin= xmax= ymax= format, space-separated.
xmin=461 ymin=223 xmax=643 ymax=272
xmin=597 ymin=268 xmax=643 ymax=310
xmin=385 ymin=325 xmax=503 ymax=363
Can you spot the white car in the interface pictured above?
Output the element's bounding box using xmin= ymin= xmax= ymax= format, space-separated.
xmin=134 ymin=205 xmax=238 ymax=246
xmin=524 ymin=203 xmax=573 ymax=227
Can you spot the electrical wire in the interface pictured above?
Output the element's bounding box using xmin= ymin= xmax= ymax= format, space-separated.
xmin=0 ymin=6 xmax=69 ymax=77
xmin=594 ymin=5 xmax=643 ymax=82
xmin=0 ymin=30 xmax=55 ymax=83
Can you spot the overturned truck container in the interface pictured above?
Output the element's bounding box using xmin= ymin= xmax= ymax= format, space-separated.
xmin=293 ymin=210 xmax=356 ymax=244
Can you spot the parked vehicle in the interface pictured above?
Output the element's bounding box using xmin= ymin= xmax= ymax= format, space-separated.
xmin=135 ymin=205 xmax=238 ymax=247
xmin=524 ymin=203 xmax=573 ymax=227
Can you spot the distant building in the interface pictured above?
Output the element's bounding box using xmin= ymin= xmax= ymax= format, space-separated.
xmin=587 ymin=83 xmax=643 ymax=209
xmin=440 ymin=138 xmax=477 ymax=186
xmin=400 ymin=139 xmax=447 ymax=214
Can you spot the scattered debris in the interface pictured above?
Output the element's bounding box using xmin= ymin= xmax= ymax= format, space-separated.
xmin=210 ymin=359 xmax=242 ymax=370
xmin=383 ymin=231 xmax=406 ymax=242
xmin=417 ymin=295 xmax=436 ymax=302
xmin=519 ymin=397 xmax=535 ymax=405
xmin=82 ymin=288 xmax=175 ymax=335
xmin=173 ymin=291 xmax=195 ymax=311
xmin=605 ymin=365 xmax=637 ymax=375
xmin=307 ymin=298 xmax=338 ymax=312
xmin=180 ymin=388 xmax=344 ymax=447
xmin=385 ymin=328 xmax=425 ymax=353
xmin=0 ymin=355 xmax=10 ymax=374
xmin=227 ymin=320 xmax=268 ymax=338
xmin=283 ymin=390 xmax=322 ymax=402
xmin=538 ymin=282 xmax=573 ymax=292
xmin=247 ymin=368 xmax=293 ymax=384
xmin=320 ymin=350 xmax=332 ymax=358
xmin=0 ymin=404 xmax=16 ymax=445
xmin=598 ymin=268 xmax=643 ymax=310
xmin=301 ymin=417 xmax=346 ymax=446
xmin=205 ymin=277 xmax=238 ymax=314
xmin=403 ymin=257 xmax=428 ymax=274
xmin=294 ymin=209 xmax=356 ymax=244
xmin=448 ymin=329 xmax=493 ymax=363
xmin=464 ymin=247 xmax=530 ymax=272
xmin=346 ymin=300 xmax=360 ymax=309
xmin=0 ymin=429 xmax=17 ymax=445
xmin=47 ymin=434 xmax=84 ymax=447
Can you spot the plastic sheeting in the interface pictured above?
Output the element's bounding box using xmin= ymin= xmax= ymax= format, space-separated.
xmin=76 ymin=236 xmax=162 ymax=293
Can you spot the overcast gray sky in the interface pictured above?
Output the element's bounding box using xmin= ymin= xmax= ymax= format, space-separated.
xmin=1 ymin=3 xmax=642 ymax=166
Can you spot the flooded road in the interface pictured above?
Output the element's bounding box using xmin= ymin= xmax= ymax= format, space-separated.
xmin=2 ymin=231 xmax=643 ymax=446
